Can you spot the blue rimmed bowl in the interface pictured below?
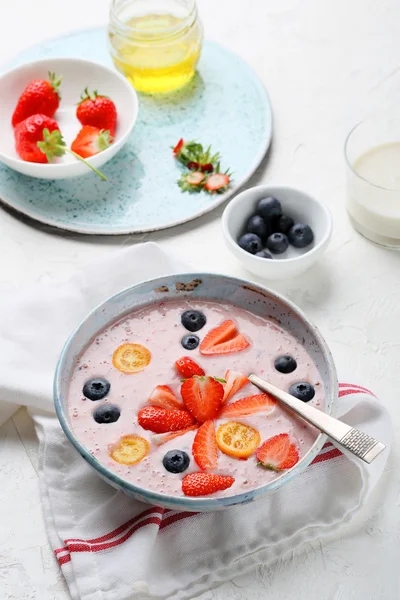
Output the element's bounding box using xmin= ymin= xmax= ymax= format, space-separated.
xmin=54 ymin=274 xmax=338 ymax=512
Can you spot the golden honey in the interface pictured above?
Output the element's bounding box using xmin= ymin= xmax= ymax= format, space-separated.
xmin=108 ymin=1 xmax=203 ymax=94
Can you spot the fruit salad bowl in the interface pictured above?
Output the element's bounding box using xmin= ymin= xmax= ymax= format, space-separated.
xmin=0 ymin=57 xmax=138 ymax=179
xmin=54 ymin=273 xmax=338 ymax=512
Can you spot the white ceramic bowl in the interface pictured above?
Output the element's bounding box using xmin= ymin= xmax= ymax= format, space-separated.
xmin=0 ymin=57 xmax=138 ymax=179
xmin=222 ymin=185 xmax=333 ymax=280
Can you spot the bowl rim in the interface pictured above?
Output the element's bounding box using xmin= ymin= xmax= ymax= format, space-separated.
xmin=222 ymin=184 xmax=333 ymax=265
xmin=54 ymin=272 xmax=338 ymax=510
xmin=0 ymin=56 xmax=138 ymax=169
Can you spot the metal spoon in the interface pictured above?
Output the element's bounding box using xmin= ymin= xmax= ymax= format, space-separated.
xmin=249 ymin=374 xmax=386 ymax=464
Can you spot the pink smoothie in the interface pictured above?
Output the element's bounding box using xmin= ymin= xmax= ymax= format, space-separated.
xmin=67 ymin=299 xmax=324 ymax=498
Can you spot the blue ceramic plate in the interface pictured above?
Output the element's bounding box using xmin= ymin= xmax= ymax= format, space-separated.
xmin=54 ymin=274 xmax=338 ymax=511
xmin=0 ymin=29 xmax=272 ymax=234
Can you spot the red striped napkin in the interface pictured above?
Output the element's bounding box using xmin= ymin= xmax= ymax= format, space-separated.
xmin=34 ymin=381 xmax=391 ymax=600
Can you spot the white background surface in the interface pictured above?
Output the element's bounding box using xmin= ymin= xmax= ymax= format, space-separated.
xmin=0 ymin=0 xmax=399 ymax=598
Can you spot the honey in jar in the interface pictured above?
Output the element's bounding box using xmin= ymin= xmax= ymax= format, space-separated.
xmin=108 ymin=0 xmax=204 ymax=94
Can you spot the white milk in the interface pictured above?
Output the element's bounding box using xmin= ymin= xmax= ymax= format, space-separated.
xmin=347 ymin=142 xmax=400 ymax=247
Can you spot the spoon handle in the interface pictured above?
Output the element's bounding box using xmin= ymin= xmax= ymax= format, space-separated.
xmin=249 ymin=374 xmax=386 ymax=464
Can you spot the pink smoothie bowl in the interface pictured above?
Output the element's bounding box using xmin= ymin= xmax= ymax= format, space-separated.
xmin=54 ymin=273 xmax=338 ymax=512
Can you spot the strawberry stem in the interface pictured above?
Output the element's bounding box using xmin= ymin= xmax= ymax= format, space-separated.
xmin=65 ymin=149 xmax=107 ymax=181
xmin=48 ymin=72 xmax=62 ymax=99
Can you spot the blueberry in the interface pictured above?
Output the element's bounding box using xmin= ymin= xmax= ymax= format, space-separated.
xmin=181 ymin=334 xmax=200 ymax=350
xmin=163 ymin=450 xmax=190 ymax=473
xmin=83 ymin=378 xmax=110 ymax=401
xmin=257 ymin=197 xmax=282 ymax=220
xmin=288 ymin=224 xmax=314 ymax=248
xmin=246 ymin=215 xmax=268 ymax=238
xmin=93 ymin=404 xmax=121 ymax=424
xmin=289 ymin=382 xmax=315 ymax=402
xmin=255 ymin=250 xmax=273 ymax=259
xmin=238 ymin=233 xmax=263 ymax=254
xmin=274 ymin=355 xmax=297 ymax=373
xmin=266 ymin=233 xmax=289 ymax=254
xmin=181 ymin=310 xmax=206 ymax=332
xmin=273 ymin=214 xmax=294 ymax=235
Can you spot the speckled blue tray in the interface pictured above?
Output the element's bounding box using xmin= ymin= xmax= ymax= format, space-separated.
xmin=0 ymin=29 xmax=272 ymax=234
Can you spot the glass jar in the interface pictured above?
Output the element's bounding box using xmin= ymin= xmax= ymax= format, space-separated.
xmin=345 ymin=112 xmax=400 ymax=248
xmin=108 ymin=0 xmax=204 ymax=94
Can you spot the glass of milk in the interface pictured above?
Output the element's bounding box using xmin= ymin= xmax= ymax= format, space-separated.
xmin=345 ymin=113 xmax=400 ymax=247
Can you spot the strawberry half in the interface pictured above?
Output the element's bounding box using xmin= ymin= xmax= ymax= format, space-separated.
xmin=151 ymin=424 xmax=198 ymax=446
xmin=177 ymin=171 xmax=205 ymax=193
xmin=71 ymin=126 xmax=112 ymax=159
xmin=181 ymin=376 xmax=224 ymax=422
xmin=218 ymin=393 xmax=276 ymax=418
xmin=138 ymin=406 xmax=195 ymax=433
xmin=192 ymin=420 xmax=218 ymax=470
xmin=222 ymin=369 xmax=250 ymax=403
xmin=175 ymin=357 xmax=205 ymax=378
xmin=256 ymin=433 xmax=300 ymax=471
xmin=204 ymin=173 xmax=230 ymax=193
xmin=148 ymin=385 xmax=183 ymax=411
xmin=199 ymin=320 xmax=250 ymax=356
xmin=182 ymin=472 xmax=235 ymax=497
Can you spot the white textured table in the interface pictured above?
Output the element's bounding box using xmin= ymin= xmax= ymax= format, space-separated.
xmin=1 ymin=1 xmax=399 ymax=598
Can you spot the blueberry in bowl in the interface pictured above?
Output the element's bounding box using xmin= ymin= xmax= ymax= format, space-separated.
xmin=266 ymin=233 xmax=289 ymax=255
xmin=181 ymin=310 xmax=206 ymax=332
xmin=83 ymin=377 xmax=111 ymax=401
xmin=238 ymin=233 xmax=263 ymax=254
xmin=222 ymin=185 xmax=332 ymax=280
xmin=246 ymin=215 xmax=268 ymax=238
xmin=288 ymin=224 xmax=314 ymax=248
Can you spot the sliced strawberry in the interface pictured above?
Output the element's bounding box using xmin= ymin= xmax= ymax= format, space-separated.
xmin=71 ymin=125 xmax=112 ymax=159
xmin=151 ymin=424 xmax=198 ymax=446
xmin=219 ymin=393 xmax=276 ymax=418
xmin=186 ymin=172 xmax=205 ymax=185
xmin=202 ymin=320 xmax=237 ymax=347
xmin=138 ymin=406 xmax=195 ymax=433
xmin=256 ymin=433 xmax=300 ymax=471
xmin=182 ymin=472 xmax=235 ymax=496
xmin=204 ymin=173 xmax=230 ymax=193
xmin=175 ymin=356 xmax=205 ymax=378
xmin=192 ymin=420 xmax=218 ymax=470
xmin=181 ymin=376 xmax=224 ymax=422
xmin=173 ymin=138 xmax=184 ymax=155
xmin=222 ymin=370 xmax=250 ymax=403
xmin=199 ymin=320 xmax=250 ymax=356
xmin=148 ymin=385 xmax=183 ymax=411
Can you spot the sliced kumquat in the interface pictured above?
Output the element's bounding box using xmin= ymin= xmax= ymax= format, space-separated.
xmin=216 ymin=421 xmax=261 ymax=459
xmin=112 ymin=343 xmax=151 ymax=374
xmin=110 ymin=434 xmax=150 ymax=465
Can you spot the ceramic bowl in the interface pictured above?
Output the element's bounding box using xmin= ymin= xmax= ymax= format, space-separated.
xmin=0 ymin=57 xmax=138 ymax=179
xmin=54 ymin=273 xmax=338 ymax=512
xmin=222 ymin=185 xmax=333 ymax=280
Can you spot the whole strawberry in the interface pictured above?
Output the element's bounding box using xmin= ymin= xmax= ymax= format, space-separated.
xmin=12 ymin=73 xmax=61 ymax=127
xmin=77 ymin=88 xmax=117 ymax=137
xmin=14 ymin=114 xmax=60 ymax=163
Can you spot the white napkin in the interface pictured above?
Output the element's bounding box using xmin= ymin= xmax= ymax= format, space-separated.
xmin=0 ymin=243 xmax=392 ymax=600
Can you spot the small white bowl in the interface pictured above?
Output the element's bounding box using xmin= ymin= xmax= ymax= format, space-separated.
xmin=222 ymin=185 xmax=332 ymax=280
xmin=0 ymin=57 xmax=138 ymax=179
